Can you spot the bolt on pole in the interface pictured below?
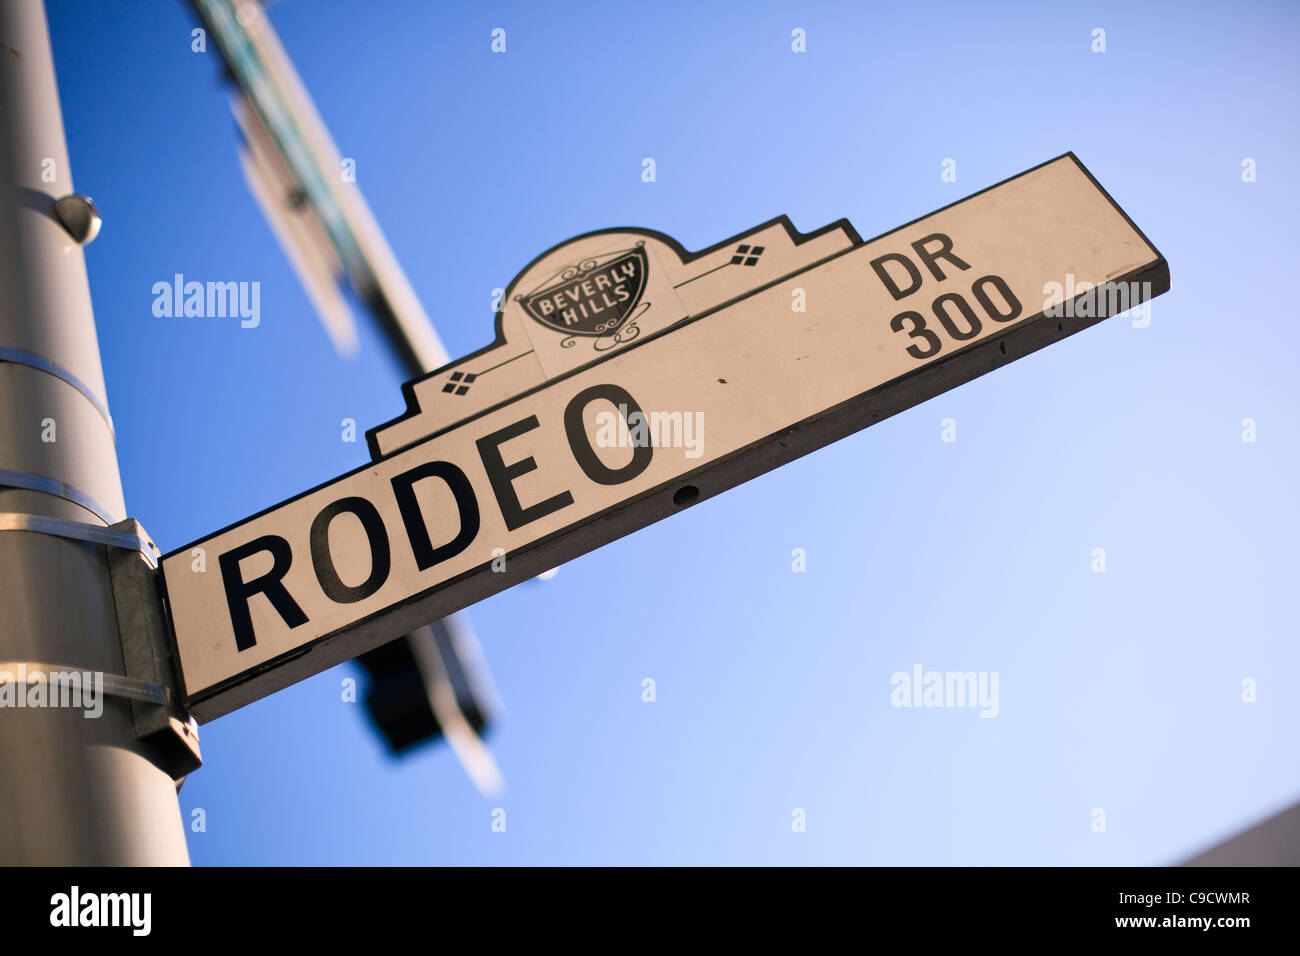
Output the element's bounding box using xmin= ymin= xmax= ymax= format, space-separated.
xmin=0 ymin=0 xmax=189 ymax=865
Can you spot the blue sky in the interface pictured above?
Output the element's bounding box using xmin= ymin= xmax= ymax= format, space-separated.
xmin=44 ymin=0 xmax=1300 ymax=864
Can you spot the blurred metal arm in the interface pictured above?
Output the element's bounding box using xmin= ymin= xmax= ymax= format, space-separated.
xmin=187 ymin=0 xmax=502 ymax=789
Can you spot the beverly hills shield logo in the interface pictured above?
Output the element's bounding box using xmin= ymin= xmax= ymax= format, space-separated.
xmin=518 ymin=243 xmax=648 ymax=338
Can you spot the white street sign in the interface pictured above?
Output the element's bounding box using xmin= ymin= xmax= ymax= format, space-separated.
xmin=163 ymin=153 xmax=1169 ymax=721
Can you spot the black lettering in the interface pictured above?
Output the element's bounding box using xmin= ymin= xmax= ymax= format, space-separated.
xmin=869 ymin=252 xmax=923 ymax=301
xmin=219 ymin=535 xmax=308 ymax=652
xmin=889 ymin=310 xmax=942 ymax=359
xmin=932 ymin=292 xmax=982 ymax=340
xmin=391 ymin=460 xmax=480 ymax=570
xmin=310 ymin=497 xmax=391 ymax=603
xmin=910 ymin=233 xmax=971 ymax=282
xmin=971 ymin=274 xmax=1023 ymax=323
xmin=476 ymin=417 xmax=573 ymax=532
xmin=564 ymin=384 xmax=654 ymax=485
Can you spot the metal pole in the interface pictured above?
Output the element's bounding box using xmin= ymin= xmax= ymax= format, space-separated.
xmin=0 ymin=0 xmax=189 ymax=865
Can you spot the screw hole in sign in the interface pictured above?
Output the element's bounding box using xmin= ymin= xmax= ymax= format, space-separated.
xmin=673 ymin=485 xmax=700 ymax=507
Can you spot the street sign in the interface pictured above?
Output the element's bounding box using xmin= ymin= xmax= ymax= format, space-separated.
xmin=163 ymin=153 xmax=1169 ymax=721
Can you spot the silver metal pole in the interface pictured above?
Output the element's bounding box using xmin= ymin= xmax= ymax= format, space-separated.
xmin=0 ymin=0 xmax=189 ymax=865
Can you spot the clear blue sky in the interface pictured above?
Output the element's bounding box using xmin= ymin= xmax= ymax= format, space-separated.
xmin=45 ymin=0 xmax=1299 ymax=864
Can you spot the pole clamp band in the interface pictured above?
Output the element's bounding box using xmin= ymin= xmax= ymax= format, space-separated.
xmin=0 ymin=661 xmax=166 ymax=705
xmin=0 ymin=512 xmax=159 ymax=568
xmin=0 ymin=467 xmax=118 ymax=527
xmin=0 ymin=344 xmax=115 ymax=437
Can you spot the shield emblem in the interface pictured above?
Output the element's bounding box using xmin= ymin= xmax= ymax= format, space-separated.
xmin=519 ymin=246 xmax=648 ymax=337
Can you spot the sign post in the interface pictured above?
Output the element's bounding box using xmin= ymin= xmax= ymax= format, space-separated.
xmin=163 ymin=153 xmax=1168 ymax=721
xmin=0 ymin=0 xmax=189 ymax=864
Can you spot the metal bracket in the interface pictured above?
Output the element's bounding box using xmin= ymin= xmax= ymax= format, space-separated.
xmin=0 ymin=512 xmax=201 ymax=781
xmin=106 ymin=518 xmax=202 ymax=783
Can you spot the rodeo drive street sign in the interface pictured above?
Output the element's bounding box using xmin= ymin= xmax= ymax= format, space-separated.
xmin=161 ymin=153 xmax=1169 ymax=720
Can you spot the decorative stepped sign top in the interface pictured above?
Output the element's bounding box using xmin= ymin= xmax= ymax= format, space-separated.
xmin=162 ymin=153 xmax=1169 ymax=721
xmin=368 ymin=214 xmax=858 ymax=457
